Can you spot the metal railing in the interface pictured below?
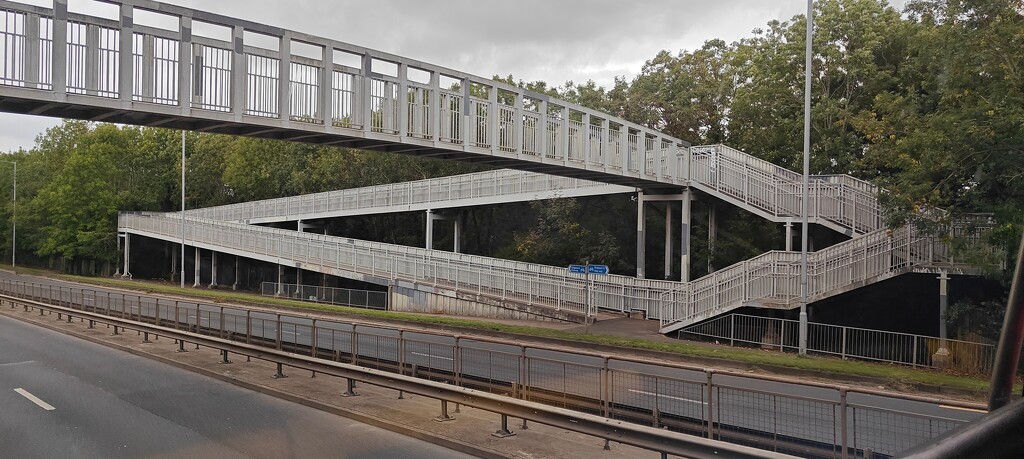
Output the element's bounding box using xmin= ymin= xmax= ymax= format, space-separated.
xmin=118 ymin=212 xmax=981 ymax=331
xmin=185 ymin=169 xmax=633 ymax=224
xmin=2 ymin=1 xmax=884 ymax=237
xmin=0 ymin=0 xmax=683 ymax=189
xmin=261 ymin=282 xmax=387 ymax=310
xmin=0 ymin=277 xmax=984 ymax=458
xmin=658 ymin=218 xmax=994 ymax=333
xmin=0 ymin=291 xmax=786 ymax=459
xmin=688 ymin=145 xmax=882 ymax=235
xmin=679 ymin=313 xmax=997 ymax=375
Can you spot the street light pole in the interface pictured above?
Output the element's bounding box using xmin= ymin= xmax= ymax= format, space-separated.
xmin=9 ymin=160 xmax=15 ymax=268
xmin=180 ymin=131 xmax=186 ymax=289
xmin=799 ymin=0 xmax=814 ymax=355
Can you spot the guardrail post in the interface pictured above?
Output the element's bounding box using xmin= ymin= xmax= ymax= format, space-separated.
xmin=435 ymin=400 xmax=455 ymax=422
xmin=492 ymin=414 xmax=515 ymax=438
xmin=220 ymin=349 xmax=232 ymax=365
xmin=273 ymin=362 xmax=287 ymax=379
xmin=177 ymin=338 xmax=186 ymax=353
xmin=142 ymin=331 xmax=151 ymax=343
xmin=342 ymin=378 xmax=357 ymax=397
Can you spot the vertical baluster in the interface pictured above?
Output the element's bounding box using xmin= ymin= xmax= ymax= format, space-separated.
xmin=118 ymin=3 xmax=133 ymax=102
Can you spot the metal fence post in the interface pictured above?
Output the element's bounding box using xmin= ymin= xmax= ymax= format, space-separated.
xmin=246 ymin=310 xmax=252 ymax=344
xmin=219 ymin=306 xmax=226 ymax=338
xmin=454 ymin=336 xmax=463 ymax=387
xmin=706 ymin=369 xmax=715 ymax=439
xmin=602 ymin=357 xmax=611 ymax=419
xmin=730 ymin=314 xmax=736 ymax=347
xmin=840 ymin=388 xmax=849 ymax=458
xmin=276 ymin=314 xmax=283 ymax=350
xmin=310 ymin=319 xmax=318 ymax=358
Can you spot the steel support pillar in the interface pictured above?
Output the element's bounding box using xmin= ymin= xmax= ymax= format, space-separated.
xmin=209 ymin=251 xmax=218 ymax=288
xmin=934 ymin=271 xmax=951 ymax=368
xmin=232 ymin=256 xmax=239 ymax=290
xmin=708 ymin=203 xmax=717 ymax=273
xmin=453 ymin=216 xmax=461 ymax=254
xmin=664 ymin=204 xmax=673 ymax=280
xmin=785 ymin=222 xmax=794 ymax=252
xmin=680 ymin=189 xmax=691 ymax=283
xmin=276 ymin=264 xmax=284 ymax=296
xmin=170 ymin=244 xmax=177 ymax=281
xmin=193 ymin=246 xmax=200 ymax=287
xmin=122 ymin=234 xmax=132 ymax=279
xmin=425 ymin=210 xmax=435 ymax=250
xmin=636 ymin=191 xmax=645 ymax=279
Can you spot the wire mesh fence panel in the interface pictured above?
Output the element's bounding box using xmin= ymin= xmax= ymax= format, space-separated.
xmin=526 ymin=357 xmax=602 ymax=415
xmin=457 ymin=347 xmax=520 ymax=395
xmin=849 ymin=405 xmax=964 ymax=458
xmin=404 ymin=339 xmax=455 ymax=383
xmin=609 ymin=370 xmax=707 ymax=436
xmin=355 ymin=332 xmax=400 ymax=372
xmin=222 ymin=310 xmax=247 ymax=338
xmin=317 ymin=326 xmax=354 ymax=361
xmin=714 ymin=386 xmax=840 ymax=458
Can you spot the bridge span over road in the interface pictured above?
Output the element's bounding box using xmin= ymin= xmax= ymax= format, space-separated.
xmin=0 ymin=0 xmax=988 ymax=332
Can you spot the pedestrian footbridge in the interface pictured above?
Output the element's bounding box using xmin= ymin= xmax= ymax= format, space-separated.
xmin=0 ymin=0 xmax=988 ymax=333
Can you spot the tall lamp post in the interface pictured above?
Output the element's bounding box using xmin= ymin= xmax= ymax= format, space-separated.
xmin=8 ymin=160 xmax=15 ymax=268
xmin=798 ymin=0 xmax=814 ymax=355
xmin=180 ymin=131 xmax=186 ymax=289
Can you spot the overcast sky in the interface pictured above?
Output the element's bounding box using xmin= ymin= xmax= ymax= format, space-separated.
xmin=0 ymin=0 xmax=908 ymax=152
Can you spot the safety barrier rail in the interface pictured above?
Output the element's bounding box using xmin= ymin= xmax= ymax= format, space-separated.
xmin=260 ymin=282 xmax=387 ymax=310
xmin=679 ymin=313 xmax=997 ymax=375
xmin=0 ymin=278 xmax=984 ymax=457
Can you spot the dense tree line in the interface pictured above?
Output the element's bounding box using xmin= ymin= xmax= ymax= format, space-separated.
xmin=0 ymin=0 xmax=1019 ymax=334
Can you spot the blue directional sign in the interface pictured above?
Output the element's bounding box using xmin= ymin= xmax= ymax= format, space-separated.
xmin=588 ymin=265 xmax=609 ymax=275
xmin=568 ymin=264 xmax=586 ymax=274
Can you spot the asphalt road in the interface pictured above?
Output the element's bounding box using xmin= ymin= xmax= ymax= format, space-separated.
xmin=0 ymin=313 xmax=473 ymax=459
xmin=0 ymin=270 xmax=986 ymax=457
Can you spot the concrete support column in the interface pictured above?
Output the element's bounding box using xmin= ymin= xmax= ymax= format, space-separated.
xmin=193 ymin=247 xmax=200 ymax=287
xmin=680 ymin=189 xmax=692 ymax=283
xmin=664 ymin=204 xmax=673 ymax=280
xmin=636 ymin=191 xmax=645 ymax=279
xmin=785 ymin=222 xmax=794 ymax=252
xmin=121 ymin=234 xmax=131 ymax=279
xmin=232 ymin=255 xmax=239 ymax=290
xmin=708 ymin=204 xmax=717 ymax=273
xmin=170 ymin=244 xmax=177 ymax=281
xmin=453 ymin=215 xmax=461 ymax=254
xmin=209 ymin=251 xmax=218 ymax=288
xmin=276 ymin=264 xmax=284 ymax=296
xmin=934 ymin=271 xmax=951 ymax=368
xmin=425 ymin=210 xmax=435 ymax=250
